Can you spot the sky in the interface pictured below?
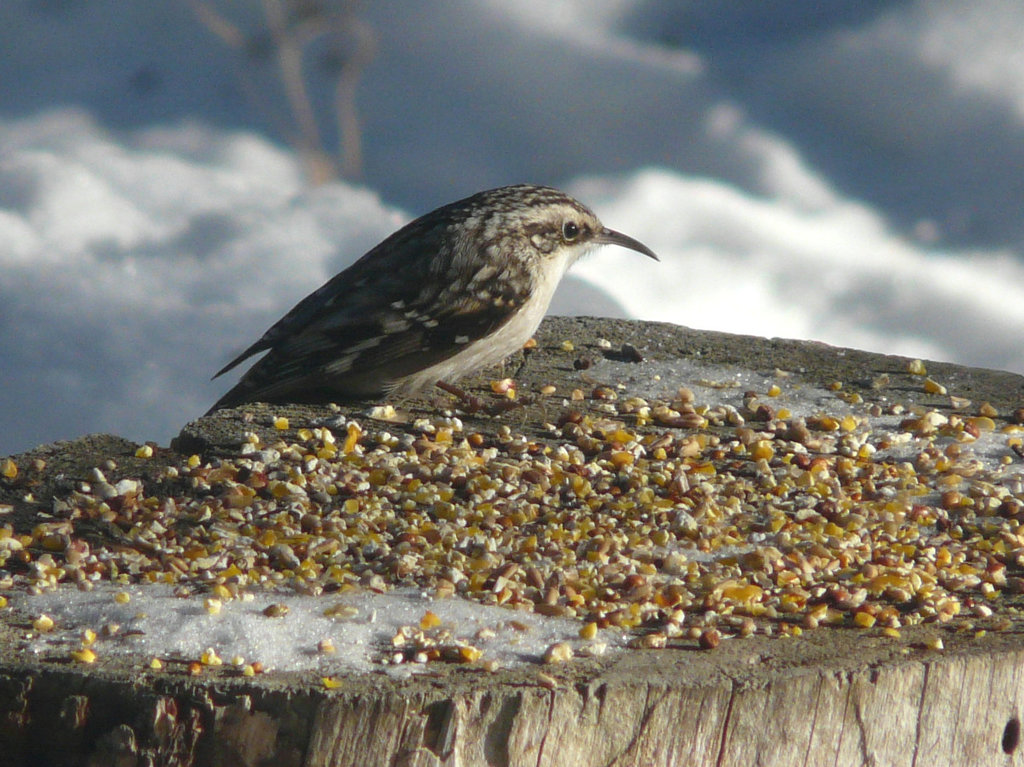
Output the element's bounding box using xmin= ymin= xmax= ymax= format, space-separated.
xmin=2 ymin=0 xmax=1024 ymax=455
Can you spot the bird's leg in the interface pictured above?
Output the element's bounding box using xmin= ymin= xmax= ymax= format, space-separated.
xmin=435 ymin=380 xmax=527 ymax=416
xmin=511 ymin=343 xmax=535 ymax=380
xmin=435 ymin=380 xmax=488 ymax=412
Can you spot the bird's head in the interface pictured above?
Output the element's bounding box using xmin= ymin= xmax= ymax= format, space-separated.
xmin=470 ymin=185 xmax=659 ymax=270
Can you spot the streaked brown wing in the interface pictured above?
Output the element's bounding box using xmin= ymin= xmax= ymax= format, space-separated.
xmin=210 ymin=266 xmax=529 ymax=407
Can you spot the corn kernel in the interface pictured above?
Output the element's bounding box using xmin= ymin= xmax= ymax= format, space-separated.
xmin=579 ymin=622 xmax=598 ymax=640
xmin=750 ymin=440 xmax=774 ymax=461
xmin=343 ymin=422 xmax=362 ymax=454
xmin=70 ymin=648 xmax=97 ymax=664
xmin=907 ymin=359 xmax=927 ymax=375
xmin=853 ymin=611 xmax=877 ymax=628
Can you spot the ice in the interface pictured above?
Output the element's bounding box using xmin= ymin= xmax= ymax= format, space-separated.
xmin=21 ymin=582 xmax=621 ymax=676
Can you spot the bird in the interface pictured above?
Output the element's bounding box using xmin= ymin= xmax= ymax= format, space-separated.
xmin=208 ymin=184 xmax=658 ymax=412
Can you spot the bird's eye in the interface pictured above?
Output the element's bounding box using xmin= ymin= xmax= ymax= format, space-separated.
xmin=562 ymin=221 xmax=581 ymax=241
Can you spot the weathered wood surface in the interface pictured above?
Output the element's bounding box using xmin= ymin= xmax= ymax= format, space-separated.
xmin=1 ymin=633 xmax=1022 ymax=766
xmin=3 ymin=316 xmax=1024 ymax=766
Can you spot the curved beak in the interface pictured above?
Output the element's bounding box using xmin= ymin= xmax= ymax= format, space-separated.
xmin=594 ymin=227 xmax=659 ymax=261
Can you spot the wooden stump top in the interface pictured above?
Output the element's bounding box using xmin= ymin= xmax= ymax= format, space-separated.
xmin=3 ymin=316 xmax=1024 ymax=766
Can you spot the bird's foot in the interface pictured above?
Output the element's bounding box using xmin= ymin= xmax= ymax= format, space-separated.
xmin=435 ymin=380 xmax=525 ymax=416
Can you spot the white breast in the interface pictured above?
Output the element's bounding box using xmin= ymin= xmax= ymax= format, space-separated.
xmin=393 ymin=247 xmax=581 ymax=394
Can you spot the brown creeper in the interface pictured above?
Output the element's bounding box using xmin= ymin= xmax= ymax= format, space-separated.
xmin=209 ymin=184 xmax=657 ymax=411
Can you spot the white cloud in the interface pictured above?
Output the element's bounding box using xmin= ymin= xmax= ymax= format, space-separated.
xmin=1 ymin=1 xmax=1023 ymax=454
